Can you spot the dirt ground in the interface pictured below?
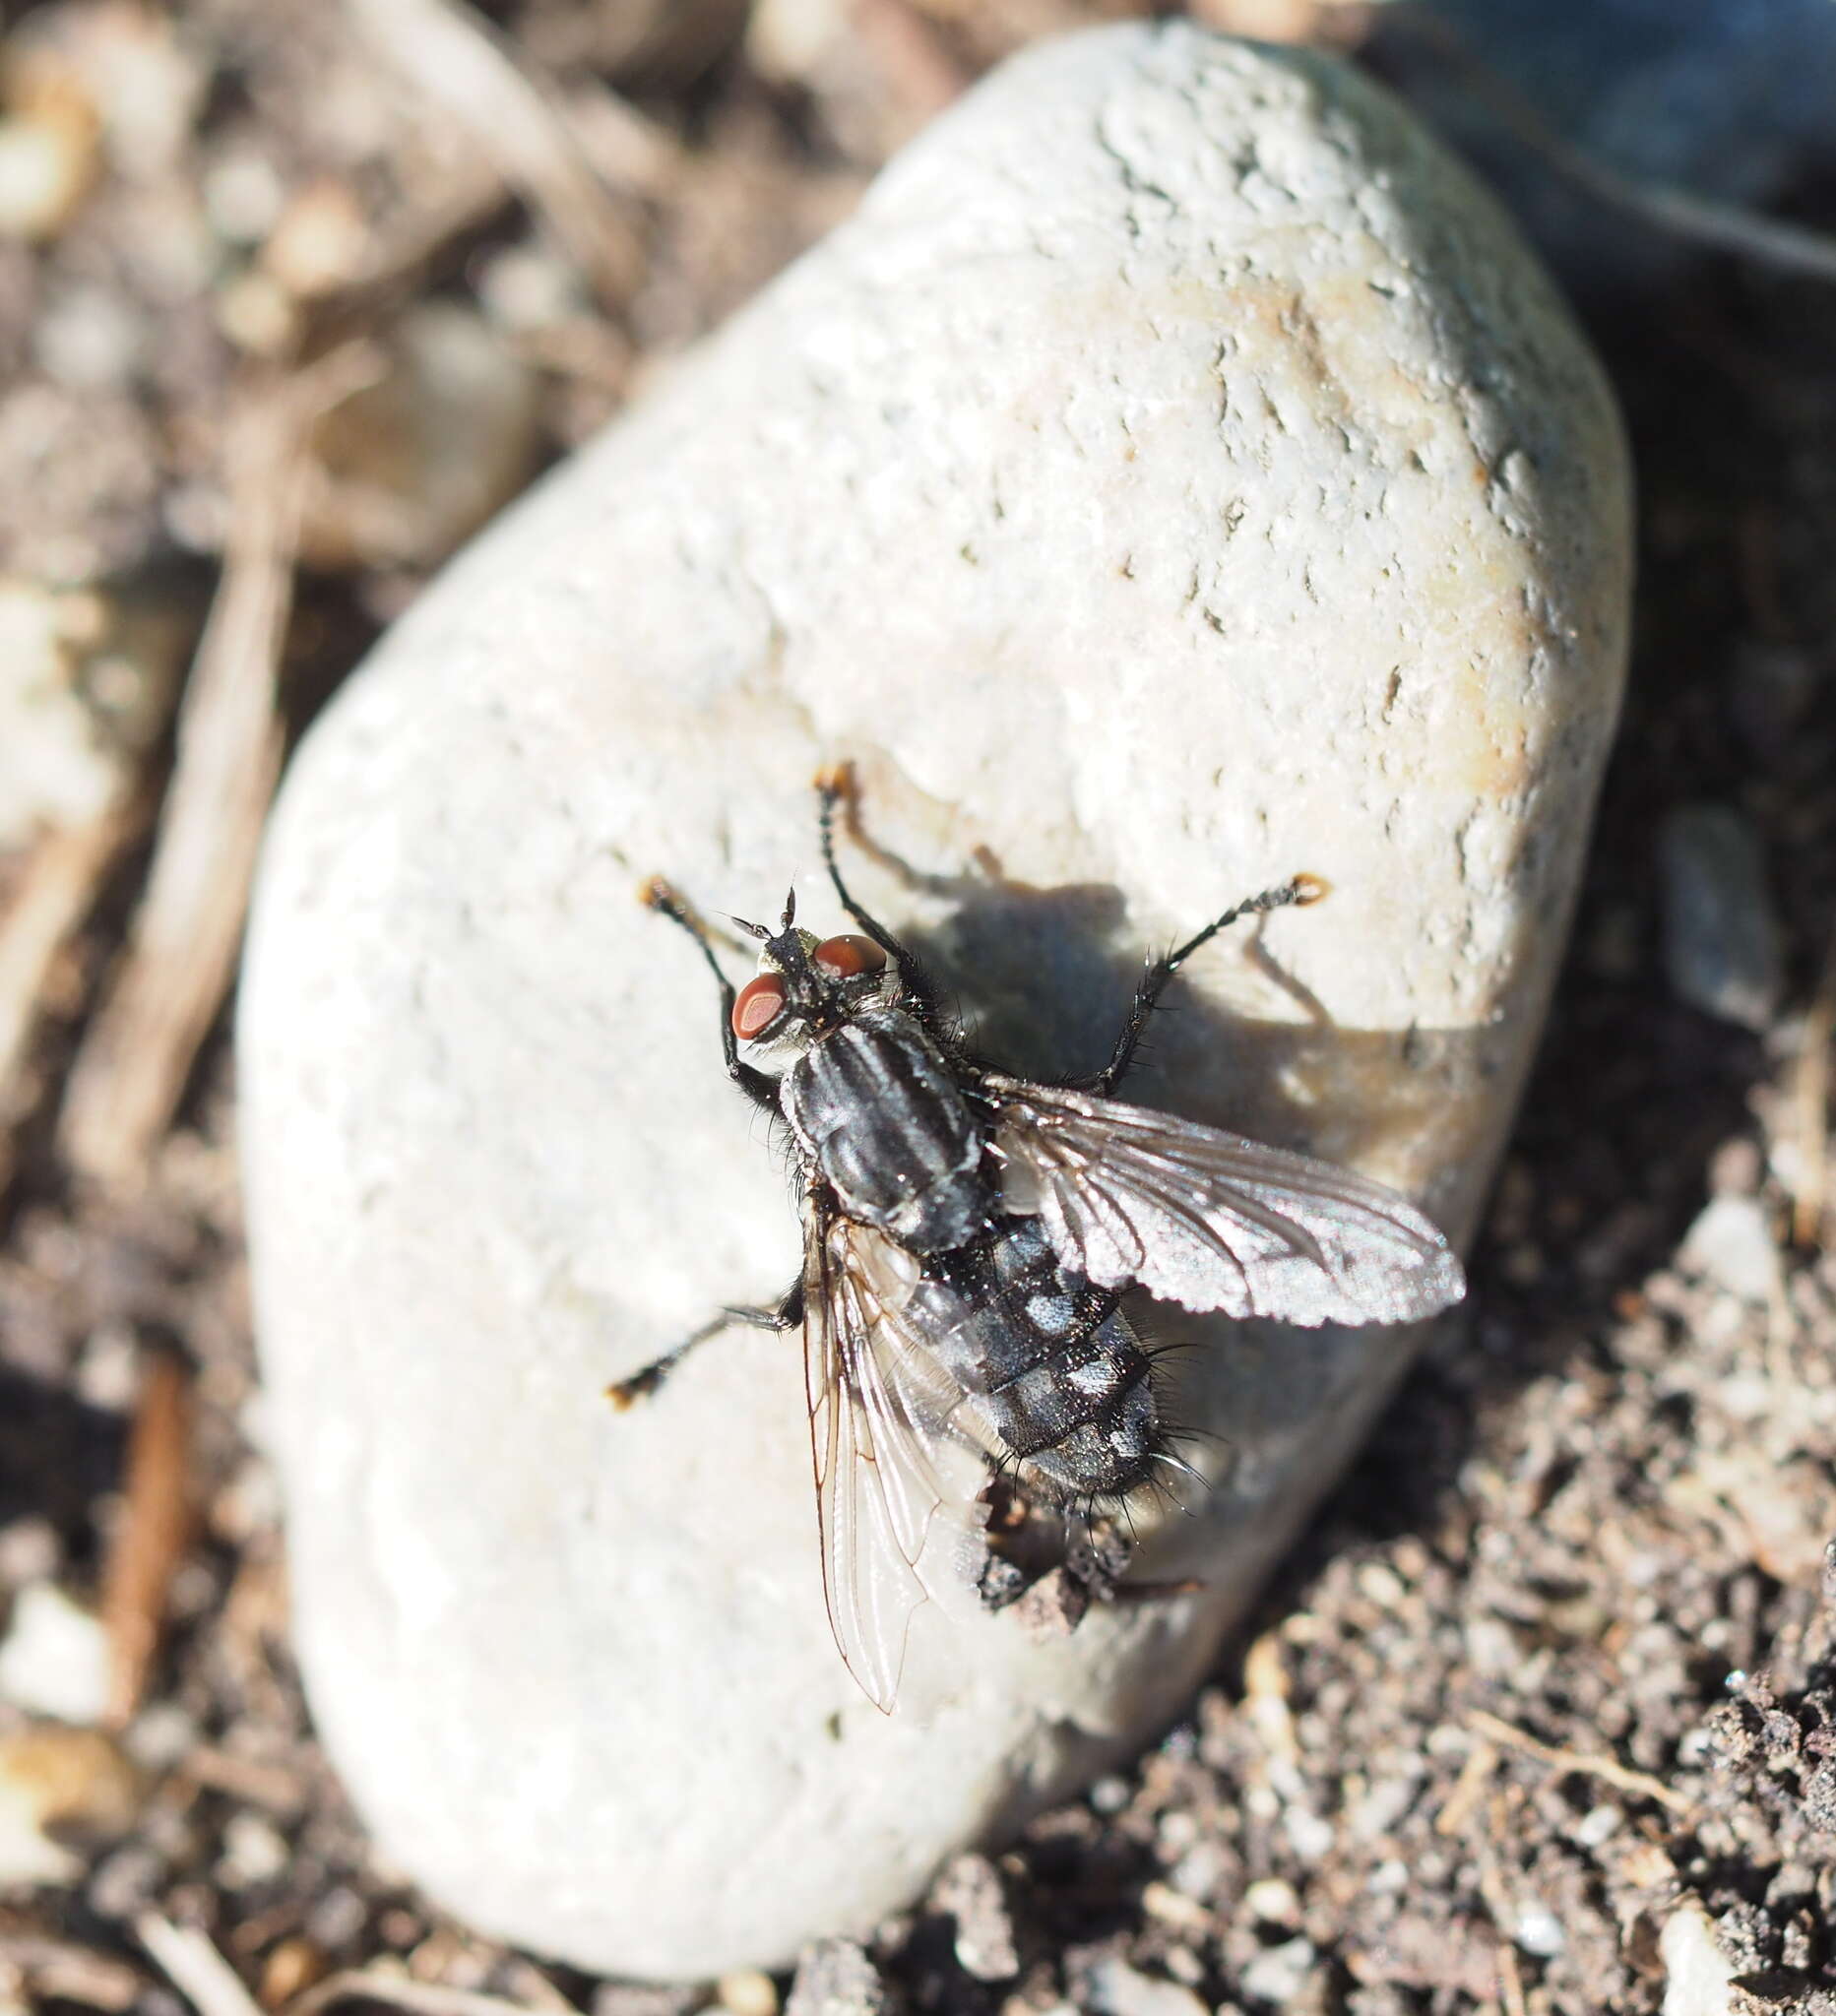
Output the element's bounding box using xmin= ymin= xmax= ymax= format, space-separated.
xmin=2 ymin=3 xmax=1835 ymax=2013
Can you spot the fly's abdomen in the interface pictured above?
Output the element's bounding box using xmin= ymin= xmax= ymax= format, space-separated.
xmin=783 ymin=1005 xmax=989 ymax=1253
xmin=908 ymin=1218 xmax=1158 ymax=1499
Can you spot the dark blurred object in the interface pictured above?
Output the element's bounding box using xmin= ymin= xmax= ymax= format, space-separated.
xmin=1369 ymin=0 xmax=1836 ymax=295
xmin=514 ymin=0 xmax=751 ymax=87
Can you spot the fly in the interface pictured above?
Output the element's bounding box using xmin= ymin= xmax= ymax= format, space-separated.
xmin=611 ymin=771 xmax=1466 ymax=1711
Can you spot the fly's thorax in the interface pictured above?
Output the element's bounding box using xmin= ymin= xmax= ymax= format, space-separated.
xmin=781 ymin=1004 xmax=990 ymax=1254
xmin=908 ymin=1218 xmax=1161 ymax=1502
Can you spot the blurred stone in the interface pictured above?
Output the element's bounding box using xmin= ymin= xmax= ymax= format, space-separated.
xmin=1659 ymin=804 xmax=1783 ymax=1031
xmin=0 ymin=580 xmax=121 ymax=846
xmin=717 ymin=1971 xmax=780 ymax=2016
xmin=262 ymin=176 xmax=370 ymax=300
xmin=0 ymin=112 xmax=95 ymax=240
xmin=1085 ymin=1958 xmax=1208 ymax=2016
xmin=243 ymin=25 xmax=1630 ymax=1978
xmin=1371 ymin=0 xmax=1836 ymax=295
xmin=299 ymin=303 xmax=541 ymax=571
xmin=0 ymin=1581 xmax=109 ymax=1723
xmin=931 ymin=1854 xmax=1019 ymax=1981
xmin=0 ymin=1723 xmax=141 ymax=1887
xmin=785 ymin=1943 xmax=888 ymax=2016
xmin=1678 ymin=1196 xmax=1782 ymax=1306
xmin=0 ymin=46 xmax=98 ymax=243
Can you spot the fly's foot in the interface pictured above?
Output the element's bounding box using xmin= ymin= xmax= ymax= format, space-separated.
xmin=605 ymin=1366 xmax=666 ymax=1412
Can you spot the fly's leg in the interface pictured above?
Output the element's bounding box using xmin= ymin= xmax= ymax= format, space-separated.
xmin=607 ymin=1281 xmax=804 ymax=1409
xmin=1080 ymin=875 xmax=1323 ymax=1096
xmin=814 ymin=769 xmax=943 ymax=1025
xmin=642 ymin=877 xmax=780 ymax=1112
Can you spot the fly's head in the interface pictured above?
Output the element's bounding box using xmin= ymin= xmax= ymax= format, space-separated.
xmin=728 ymin=887 xmax=896 ymax=1050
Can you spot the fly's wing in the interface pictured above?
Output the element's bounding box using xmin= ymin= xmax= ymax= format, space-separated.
xmin=802 ymin=1191 xmax=986 ymax=1714
xmin=984 ymin=1074 xmax=1465 ymax=1326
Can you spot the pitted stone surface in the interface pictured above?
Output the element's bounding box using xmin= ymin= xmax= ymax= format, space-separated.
xmin=239 ymin=25 xmax=1631 ymax=1979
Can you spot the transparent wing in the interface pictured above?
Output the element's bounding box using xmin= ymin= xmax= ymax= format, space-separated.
xmin=802 ymin=1192 xmax=986 ymax=1714
xmin=985 ymin=1074 xmax=1465 ymax=1326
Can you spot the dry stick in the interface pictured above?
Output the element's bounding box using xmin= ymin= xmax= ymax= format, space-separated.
xmin=0 ymin=803 xmax=139 ymax=1192
xmin=0 ymin=1930 xmax=143 ymax=2012
xmin=136 ymin=1915 xmax=266 ymax=2016
xmin=57 ymin=345 xmax=381 ymax=1191
xmin=343 ymin=0 xmax=647 ymax=308
xmin=99 ymin=1349 xmax=194 ymax=1727
xmin=1467 ymin=1709 xmax=1693 ymax=1816
xmin=1792 ymin=930 xmax=1836 ymax=1248
xmin=289 ymin=1971 xmax=586 ymax=2016
xmin=1398 ymin=13 xmax=1836 ymax=284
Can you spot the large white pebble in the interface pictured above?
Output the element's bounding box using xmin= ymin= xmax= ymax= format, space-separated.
xmin=240 ymin=24 xmax=1630 ymax=1980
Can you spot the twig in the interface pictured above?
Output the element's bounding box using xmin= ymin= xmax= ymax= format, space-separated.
xmin=1467 ymin=1709 xmax=1692 ymax=1815
xmin=0 ymin=801 xmax=140 ymax=1191
xmin=1395 ymin=12 xmax=1836 ymax=284
xmin=56 ymin=343 xmax=381 ymax=1191
xmin=343 ymin=0 xmax=647 ymax=307
xmin=100 ymin=1348 xmax=194 ymax=1726
xmin=136 ymin=1916 xmax=265 ymax=2016
xmin=0 ymin=1930 xmax=143 ymax=2011
xmin=1792 ymin=929 xmax=1836 ymax=1248
xmin=289 ymin=1970 xmax=586 ymax=2016
xmin=176 ymin=1743 xmax=308 ymax=1817
xmin=1433 ymin=1733 xmax=1498 ymax=1837
xmin=1493 ymin=1938 xmax=1529 ymax=2016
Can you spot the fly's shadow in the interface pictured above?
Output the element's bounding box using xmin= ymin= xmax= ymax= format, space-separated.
xmin=824 ymin=768 xmax=1496 ymax=1199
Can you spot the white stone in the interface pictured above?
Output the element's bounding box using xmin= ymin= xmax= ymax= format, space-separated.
xmin=240 ymin=24 xmax=1630 ymax=1980
xmin=0 ymin=1582 xmax=109 ymax=1725
xmin=1660 ymin=1902 xmax=1739 ymax=2016
xmin=1678 ymin=1194 xmax=1782 ymax=1305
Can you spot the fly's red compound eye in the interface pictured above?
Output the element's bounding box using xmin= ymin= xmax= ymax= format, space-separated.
xmin=731 ymin=973 xmax=788 ymax=1041
xmin=813 ymin=934 xmax=888 ymax=979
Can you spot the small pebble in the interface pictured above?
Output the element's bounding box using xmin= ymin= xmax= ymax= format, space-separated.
xmin=202 ymin=149 xmax=285 ymax=244
xmin=305 ymin=1884 xmax=369 ymax=1950
xmin=930 ymin=1854 xmax=1019 ymax=1981
xmin=0 ymin=1517 xmax=61 ymax=1587
xmin=1573 ymin=1803 xmax=1623 ymax=1849
xmin=717 ymin=1971 xmax=779 ymax=2016
xmin=1236 ymin=1937 xmax=1317 ymax=2008
xmin=0 ymin=107 xmax=95 ymax=240
xmin=123 ymin=1701 xmax=197 ymax=1772
xmin=1658 ymin=1901 xmax=1738 ymax=2016
xmin=1169 ymin=1840 xmax=1231 ymax=1902
xmin=0 ymin=1581 xmax=110 ymax=1724
xmin=1243 ymin=1877 xmax=1301 ymax=1927
xmin=32 ymin=282 xmax=147 ymax=389
xmin=260 ymin=1939 xmax=328 ymax=2006
xmin=785 ymin=1942 xmax=887 ymax=2016
xmin=87 ymin=1840 xmax=167 ymax=1919
xmin=1084 ymin=1957 xmax=1208 ymax=2016
xmin=262 ymin=176 xmax=370 ymax=298
xmin=1513 ymin=1905 xmax=1565 ymax=1958
xmin=1678 ymin=1195 xmax=1782 ymax=1305
xmin=218 ymin=1811 xmax=292 ymax=1888
xmin=1659 ymin=804 xmax=1783 ymax=1030
xmin=1283 ymin=1806 xmax=1335 ymax=1861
